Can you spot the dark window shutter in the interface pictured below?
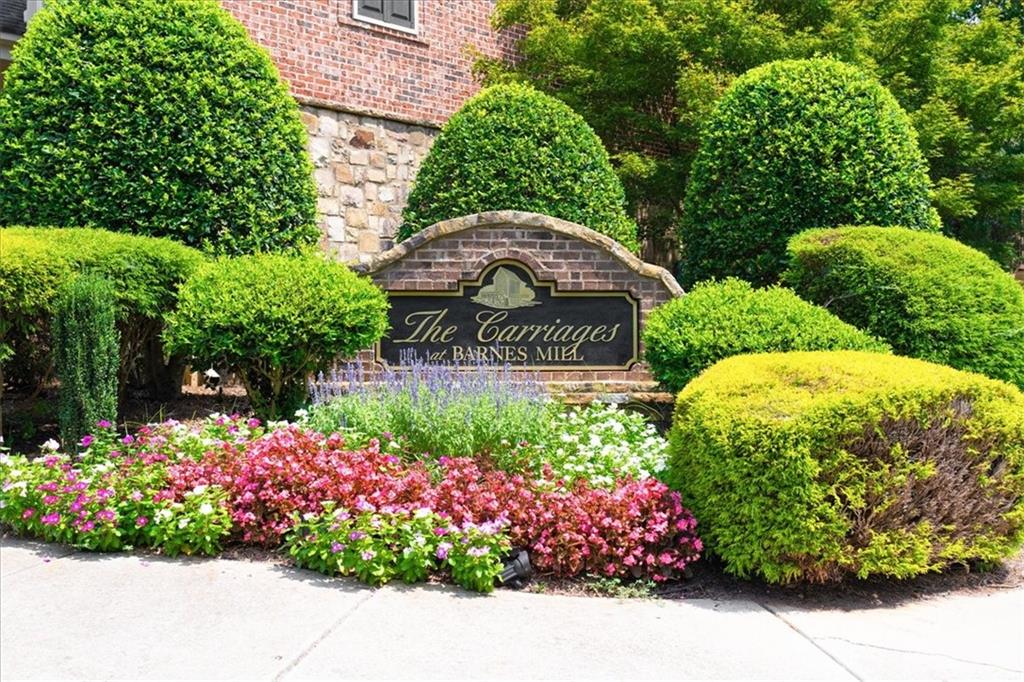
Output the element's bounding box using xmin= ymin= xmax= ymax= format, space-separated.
xmin=356 ymin=0 xmax=385 ymax=22
xmin=356 ymin=0 xmax=416 ymax=31
xmin=385 ymin=0 xmax=415 ymax=29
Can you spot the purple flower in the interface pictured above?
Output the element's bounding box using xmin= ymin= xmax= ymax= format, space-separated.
xmin=80 ymin=435 xmax=94 ymax=448
xmin=41 ymin=512 xmax=61 ymax=526
xmin=96 ymin=420 xmax=112 ymax=429
xmin=435 ymin=542 xmax=453 ymax=560
xmin=22 ymin=508 xmax=35 ymax=519
xmin=360 ymin=549 xmax=376 ymax=561
xmin=135 ymin=516 xmax=148 ymax=528
xmin=467 ymin=546 xmax=490 ymax=558
xmin=42 ymin=495 xmax=59 ymax=506
xmin=348 ymin=531 xmax=365 ymax=541
xmin=121 ymin=434 xmax=135 ymax=445
xmin=247 ymin=418 xmax=261 ymax=429
xmin=78 ymin=520 xmax=95 ymax=532
xmin=330 ymin=542 xmax=345 ymax=554
xmin=96 ymin=509 xmax=116 ymax=523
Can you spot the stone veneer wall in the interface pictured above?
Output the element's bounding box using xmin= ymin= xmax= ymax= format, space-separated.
xmin=300 ymin=103 xmax=438 ymax=263
xmin=353 ymin=211 xmax=683 ymax=397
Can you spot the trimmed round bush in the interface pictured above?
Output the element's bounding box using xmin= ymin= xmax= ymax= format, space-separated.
xmin=0 ymin=0 xmax=318 ymax=254
xmin=785 ymin=226 xmax=1024 ymax=389
xmin=0 ymin=227 xmax=205 ymax=393
xmin=680 ymin=58 xmax=939 ymax=286
xmin=642 ymin=278 xmax=889 ymax=392
xmin=667 ymin=351 xmax=1024 ymax=584
xmin=163 ymin=254 xmax=390 ymax=420
xmin=400 ymin=84 xmax=638 ymax=251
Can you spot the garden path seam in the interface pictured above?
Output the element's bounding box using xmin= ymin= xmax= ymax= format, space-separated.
xmin=271 ymin=587 xmax=379 ymax=681
xmin=758 ymin=602 xmax=863 ymax=681
xmin=814 ymin=636 xmax=1024 ymax=675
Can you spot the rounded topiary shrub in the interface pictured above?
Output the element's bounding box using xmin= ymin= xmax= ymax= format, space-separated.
xmin=680 ymin=58 xmax=939 ymax=287
xmin=667 ymin=351 xmax=1024 ymax=584
xmin=0 ymin=227 xmax=205 ymax=394
xmin=0 ymin=0 xmax=318 ymax=254
xmin=163 ymin=254 xmax=389 ymax=420
xmin=400 ymin=84 xmax=638 ymax=251
xmin=643 ymin=278 xmax=889 ymax=392
xmin=785 ymin=226 xmax=1024 ymax=389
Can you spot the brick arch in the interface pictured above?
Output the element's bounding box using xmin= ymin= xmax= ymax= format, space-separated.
xmin=469 ymin=248 xmax=555 ymax=282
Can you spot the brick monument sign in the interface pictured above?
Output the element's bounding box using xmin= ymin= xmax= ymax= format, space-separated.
xmin=353 ymin=211 xmax=682 ymax=406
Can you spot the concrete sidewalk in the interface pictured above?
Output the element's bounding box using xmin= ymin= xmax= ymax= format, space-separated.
xmin=1 ymin=538 xmax=1021 ymax=681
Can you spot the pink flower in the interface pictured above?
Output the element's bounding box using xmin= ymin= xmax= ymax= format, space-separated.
xmin=41 ymin=512 xmax=61 ymax=526
xmin=121 ymin=434 xmax=135 ymax=445
xmin=97 ymin=420 xmax=112 ymax=429
xmin=330 ymin=541 xmax=345 ymax=554
xmin=360 ymin=549 xmax=376 ymax=561
xmin=96 ymin=509 xmax=116 ymax=522
xmin=22 ymin=508 xmax=35 ymax=519
xmin=436 ymin=542 xmax=452 ymax=560
xmin=135 ymin=516 xmax=148 ymax=528
xmin=80 ymin=435 xmax=94 ymax=448
xmin=42 ymin=495 xmax=59 ymax=505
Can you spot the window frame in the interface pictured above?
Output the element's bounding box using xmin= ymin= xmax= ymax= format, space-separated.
xmin=351 ymin=0 xmax=418 ymax=36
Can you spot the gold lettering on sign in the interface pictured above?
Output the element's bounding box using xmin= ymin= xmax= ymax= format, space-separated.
xmin=392 ymin=309 xmax=457 ymax=343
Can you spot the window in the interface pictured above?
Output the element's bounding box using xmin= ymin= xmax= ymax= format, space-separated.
xmin=352 ymin=0 xmax=417 ymax=34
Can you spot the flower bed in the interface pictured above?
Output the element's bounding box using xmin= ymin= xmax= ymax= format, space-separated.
xmin=1 ymin=415 xmax=702 ymax=592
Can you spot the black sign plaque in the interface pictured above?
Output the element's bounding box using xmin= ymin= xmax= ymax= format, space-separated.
xmin=376 ymin=260 xmax=639 ymax=369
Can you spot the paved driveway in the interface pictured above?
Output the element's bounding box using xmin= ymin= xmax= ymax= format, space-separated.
xmin=1 ymin=538 xmax=1021 ymax=680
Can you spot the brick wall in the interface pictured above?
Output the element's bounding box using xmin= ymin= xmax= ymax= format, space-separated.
xmin=221 ymin=0 xmax=520 ymax=127
xmin=354 ymin=211 xmax=683 ymax=396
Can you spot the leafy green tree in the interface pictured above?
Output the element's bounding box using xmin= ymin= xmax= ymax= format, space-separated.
xmin=0 ymin=0 xmax=318 ymax=255
xmin=483 ymin=0 xmax=1024 ymax=270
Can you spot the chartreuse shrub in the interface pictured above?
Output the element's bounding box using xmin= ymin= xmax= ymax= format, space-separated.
xmin=667 ymin=351 xmax=1024 ymax=583
xmin=52 ymin=276 xmax=120 ymax=449
xmin=0 ymin=0 xmax=317 ymax=254
xmin=164 ymin=254 xmax=389 ymax=420
xmin=400 ymin=84 xmax=638 ymax=251
xmin=643 ymin=279 xmax=889 ymax=393
xmin=680 ymin=59 xmax=939 ymax=286
xmin=0 ymin=227 xmax=205 ymax=394
xmin=785 ymin=226 xmax=1024 ymax=389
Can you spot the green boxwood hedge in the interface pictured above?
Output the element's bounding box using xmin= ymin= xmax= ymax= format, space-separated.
xmin=667 ymin=351 xmax=1024 ymax=583
xmin=785 ymin=226 xmax=1024 ymax=389
xmin=0 ymin=227 xmax=205 ymax=394
xmin=680 ymin=58 xmax=939 ymax=287
xmin=0 ymin=0 xmax=318 ymax=254
xmin=163 ymin=254 xmax=389 ymax=420
xmin=642 ymin=279 xmax=889 ymax=392
xmin=400 ymin=84 xmax=639 ymax=251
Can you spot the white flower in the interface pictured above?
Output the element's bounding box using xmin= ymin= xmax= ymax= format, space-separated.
xmin=302 ymin=512 xmax=318 ymax=521
xmin=42 ymin=439 xmax=60 ymax=452
xmin=178 ymin=518 xmax=190 ymax=529
xmin=294 ymin=408 xmax=309 ymax=420
xmin=155 ymin=508 xmax=174 ymax=523
xmin=199 ymin=503 xmax=214 ymax=516
xmin=191 ymin=484 xmax=208 ymax=495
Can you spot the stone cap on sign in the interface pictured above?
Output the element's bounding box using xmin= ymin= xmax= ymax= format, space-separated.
xmin=352 ymin=210 xmax=683 ymax=296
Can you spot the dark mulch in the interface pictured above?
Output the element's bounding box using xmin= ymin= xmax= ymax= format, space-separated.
xmin=655 ymin=552 xmax=1024 ymax=608
xmin=2 ymin=387 xmax=248 ymax=455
